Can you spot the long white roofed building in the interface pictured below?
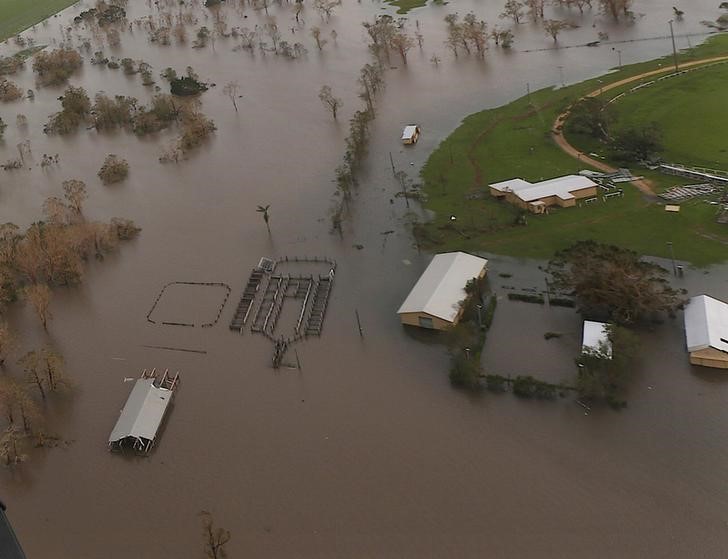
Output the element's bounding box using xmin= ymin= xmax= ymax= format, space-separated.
xmin=490 ymin=175 xmax=597 ymax=213
xmin=397 ymin=252 xmax=488 ymax=330
xmin=684 ymin=294 xmax=728 ymax=369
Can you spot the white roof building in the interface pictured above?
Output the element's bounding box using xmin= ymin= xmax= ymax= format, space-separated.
xmin=490 ymin=175 xmax=597 ymax=203
xmin=397 ymin=252 xmax=488 ymax=325
xmin=684 ymin=295 xmax=728 ymax=354
xmin=582 ymin=320 xmax=612 ymax=358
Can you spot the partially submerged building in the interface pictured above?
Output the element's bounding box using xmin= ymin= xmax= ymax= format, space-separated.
xmin=108 ymin=368 xmax=180 ymax=454
xmin=401 ymin=125 xmax=420 ymax=145
xmin=489 ymin=175 xmax=597 ymax=213
xmin=684 ymin=294 xmax=728 ymax=369
xmin=397 ymin=252 xmax=488 ymax=330
xmin=581 ymin=320 xmax=612 ymax=358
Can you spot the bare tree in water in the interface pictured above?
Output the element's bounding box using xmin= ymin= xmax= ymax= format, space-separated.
xmin=24 ymin=283 xmax=52 ymax=330
xmin=222 ymin=81 xmax=240 ymax=112
xmin=256 ymin=205 xmax=271 ymax=234
xmin=199 ymin=511 xmax=231 ymax=559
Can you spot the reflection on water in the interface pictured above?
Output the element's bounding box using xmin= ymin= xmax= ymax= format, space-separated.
xmin=1 ymin=0 xmax=728 ymax=557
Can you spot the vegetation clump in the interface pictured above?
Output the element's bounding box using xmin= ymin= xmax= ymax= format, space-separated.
xmin=547 ymin=240 xmax=686 ymax=325
xmin=44 ymin=86 xmax=91 ymax=134
xmin=98 ymin=154 xmax=129 ymax=184
xmin=507 ymin=292 xmax=545 ymax=304
xmin=170 ymin=75 xmax=208 ymax=96
xmin=576 ymin=324 xmax=640 ymax=408
xmin=0 ymin=55 xmax=24 ymax=76
xmin=0 ymin=79 xmax=22 ymax=102
xmin=32 ymin=47 xmax=82 ymax=86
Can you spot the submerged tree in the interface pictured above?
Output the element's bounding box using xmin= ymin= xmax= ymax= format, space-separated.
xmin=0 ymin=426 xmax=27 ymax=466
xmin=62 ymin=179 xmax=88 ymax=216
xmin=543 ymin=19 xmax=574 ymax=43
xmin=23 ymin=283 xmax=52 ymax=330
xmin=256 ymin=204 xmax=271 ymax=234
xmin=222 ymin=81 xmax=240 ymax=112
xmin=318 ymin=85 xmax=342 ymax=120
xmin=500 ymin=0 xmax=525 ymax=23
xmin=0 ymin=322 xmax=16 ymax=366
xmin=200 ymin=511 xmax=231 ymax=559
xmin=547 ymin=240 xmax=685 ymax=325
xmin=576 ymin=324 xmax=640 ymax=407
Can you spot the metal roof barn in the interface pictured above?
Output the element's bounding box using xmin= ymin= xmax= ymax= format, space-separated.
xmin=108 ymin=368 xmax=180 ymax=454
xmin=684 ymin=295 xmax=728 ymax=353
xmin=684 ymin=294 xmax=728 ymax=364
xmin=397 ymin=252 xmax=488 ymax=328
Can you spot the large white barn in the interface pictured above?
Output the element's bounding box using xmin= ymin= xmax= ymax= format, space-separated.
xmin=397 ymin=252 xmax=488 ymax=330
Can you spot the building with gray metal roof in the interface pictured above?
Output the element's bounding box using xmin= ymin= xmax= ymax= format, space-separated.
xmin=109 ymin=368 xmax=180 ymax=454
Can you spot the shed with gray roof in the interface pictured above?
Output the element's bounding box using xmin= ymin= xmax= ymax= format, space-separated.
xmin=108 ymin=368 xmax=180 ymax=454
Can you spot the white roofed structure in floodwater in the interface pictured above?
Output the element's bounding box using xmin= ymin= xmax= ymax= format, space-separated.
xmin=582 ymin=320 xmax=612 ymax=358
xmin=108 ymin=368 xmax=180 ymax=454
xmin=397 ymin=252 xmax=487 ymax=330
xmin=684 ymin=295 xmax=728 ymax=369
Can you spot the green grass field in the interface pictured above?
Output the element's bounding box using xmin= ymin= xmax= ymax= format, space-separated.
xmin=0 ymin=0 xmax=78 ymax=42
xmin=384 ymin=0 xmax=446 ymax=15
xmin=582 ymin=62 xmax=728 ymax=170
xmin=419 ymin=34 xmax=728 ymax=266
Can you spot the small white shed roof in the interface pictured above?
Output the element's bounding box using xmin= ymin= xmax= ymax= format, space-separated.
xmin=684 ymin=294 xmax=728 ymax=353
xmin=582 ymin=320 xmax=612 ymax=357
xmin=490 ymin=175 xmax=597 ymax=203
xmin=397 ymin=252 xmax=488 ymax=323
xmin=402 ymin=125 xmax=419 ymax=140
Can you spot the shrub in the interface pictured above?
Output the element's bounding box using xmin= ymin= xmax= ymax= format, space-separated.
xmin=32 ymin=48 xmax=82 ymax=86
xmin=544 ymin=331 xmax=562 ymax=340
xmin=98 ymin=155 xmax=129 ymax=185
xmin=110 ymin=218 xmax=141 ymax=240
xmin=449 ymin=353 xmax=481 ymax=390
xmin=507 ymin=292 xmax=545 ymax=304
xmin=0 ymin=79 xmax=22 ymax=102
xmin=44 ymin=86 xmax=90 ymax=134
xmin=170 ymin=76 xmax=208 ymax=96
xmin=0 ymin=55 xmax=24 ymax=76
xmin=177 ymin=110 xmax=216 ymax=152
xmin=92 ymin=94 xmax=137 ymax=130
xmin=484 ymin=374 xmax=508 ymax=393
xmin=549 ymin=297 xmax=575 ymax=308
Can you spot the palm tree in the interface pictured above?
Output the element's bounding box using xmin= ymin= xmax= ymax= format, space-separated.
xmin=256 ymin=205 xmax=271 ymax=234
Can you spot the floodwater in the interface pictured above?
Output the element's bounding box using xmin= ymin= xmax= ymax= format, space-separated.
xmin=1 ymin=0 xmax=728 ymax=557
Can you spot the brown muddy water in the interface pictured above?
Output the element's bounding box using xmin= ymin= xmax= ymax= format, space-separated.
xmin=1 ymin=0 xmax=728 ymax=557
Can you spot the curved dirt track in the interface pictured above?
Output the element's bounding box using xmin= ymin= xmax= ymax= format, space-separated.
xmin=552 ymin=55 xmax=728 ymax=195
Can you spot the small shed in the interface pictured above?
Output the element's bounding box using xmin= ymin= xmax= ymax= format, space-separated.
xmin=397 ymin=252 xmax=488 ymax=330
xmin=401 ymin=125 xmax=420 ymax=145
xmin=581 ymin=320 xmax=612 ymax=358
xmin=108 ymin=368 xmax=180 ymax=454
xmin=684 ymin=294 xmax=728 ymax=369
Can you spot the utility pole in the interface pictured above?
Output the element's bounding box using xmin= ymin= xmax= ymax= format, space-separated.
xmin=617 ymin=49 xmax=622 ymax=70
xmin=355 ymin=309 xmax=363 ymax=338
xmin=667 ymin=241 xmax=677 ymax=276
xmin=557 ymin=66 xmax=564 ymax=87
xmin=669 ymin=20 xmax=679 ymax=72
xmin=526 ymin=82 xmax=532 ymax=105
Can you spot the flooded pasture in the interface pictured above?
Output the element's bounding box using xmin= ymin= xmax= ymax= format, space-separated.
xmin=1 ymin=0 xmax=728 ymax=557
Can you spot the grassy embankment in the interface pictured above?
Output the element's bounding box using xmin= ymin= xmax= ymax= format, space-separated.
xmin=419 ymin=34 xmax=728 ymax=266
xmin=384 ymin=0 xmax=446 ymax=15
xmin=0 ymin=0 xmax=78 ymax=42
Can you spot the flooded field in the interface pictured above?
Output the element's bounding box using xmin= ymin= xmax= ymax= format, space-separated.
xmin=1 ymin=0 xmax=728 ymax=557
